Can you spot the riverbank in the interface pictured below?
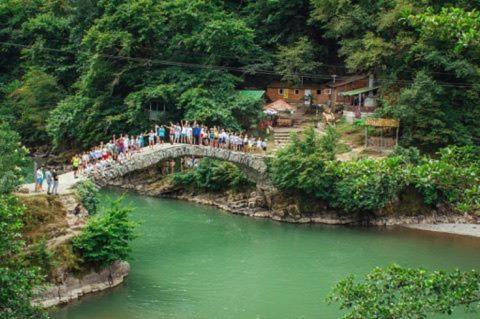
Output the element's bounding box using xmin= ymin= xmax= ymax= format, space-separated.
xmin=104 ymin=164 xmax=478 ymax=230
xmin=164 ymin=191 xmax=477 ymax=227
xmin=404 ymin=224 xmax=480 ymax=238
xmin=32 ymin=261 xmax=130 ymax=308
xmin=16 ymin=190 xmax=131 ymax=308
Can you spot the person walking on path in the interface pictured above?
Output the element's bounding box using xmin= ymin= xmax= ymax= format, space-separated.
xmin=51 ymin=169 xmax=59 ymax=195
xmin=72 ymin=155 xmax=81 ymax=179
xmin=45 ymin=168 xmax=53 ymax=195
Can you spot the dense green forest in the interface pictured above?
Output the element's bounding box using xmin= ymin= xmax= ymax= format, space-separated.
xmin=1 ymin=0 xmax=479 ymax=151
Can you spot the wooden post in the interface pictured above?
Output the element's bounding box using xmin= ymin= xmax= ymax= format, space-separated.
xmin=395 ymin=127 xmax=399 ymax=146
xmin=365 ymin=126 xmax=368 ymax=148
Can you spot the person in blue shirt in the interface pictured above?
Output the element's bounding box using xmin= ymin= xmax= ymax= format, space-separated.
xmin=157 ymin=125 xmax=166 ymax=144
xmin=192 ymin=121 xmax=201 ymax=145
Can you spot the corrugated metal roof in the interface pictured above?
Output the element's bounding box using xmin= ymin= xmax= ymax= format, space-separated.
xmin=238 ymin=90 xmax=265 ymax=100
xmin=339 ymin=86 xmax=379 ymax=96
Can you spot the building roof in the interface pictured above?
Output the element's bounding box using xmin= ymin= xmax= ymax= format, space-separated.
xmin=238 ymin=90 xmax=265 ymax=100
xmin=267 ymin=81 xmax=326 ymax=89
xmin=264 ymin=99 xmax=296 ymax=112
xmin=328 ymin=75 xmax=369 ymax=88
xmin=339 ymin=86 xmax=380 ymax=96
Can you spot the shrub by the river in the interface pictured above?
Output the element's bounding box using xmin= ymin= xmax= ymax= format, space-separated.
xmin=438 ymin=145 xmax=480 ymax=168
xmin=328 ymin=157 xmax=406 ymax=213
xmin=328 ymin=264 xmax=480 ymax=319
xmin=269 ymin=129 xmax=480 ymax=214
xmin=396 ymin=145 xmax=480 ymax=213
xmin=74 ymin=180 xmax=100 ymax=215
xmin=73 ymin=198 xmax=136 ymax=267
xmin=172 ymin=158 xmax=253 ymax=192
xmin=269 ymin=127 xmax=337 ymax=200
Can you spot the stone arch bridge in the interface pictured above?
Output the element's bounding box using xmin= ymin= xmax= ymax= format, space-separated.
xmin=91 ymin=144 xmax=272 ymax=187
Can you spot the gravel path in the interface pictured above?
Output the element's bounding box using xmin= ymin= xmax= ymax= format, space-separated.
xmin=405 ymin=224 xmax=480 ymax=238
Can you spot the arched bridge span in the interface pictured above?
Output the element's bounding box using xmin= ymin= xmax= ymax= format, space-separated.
xmin=91 ymin=144 xmax=271 ymax=186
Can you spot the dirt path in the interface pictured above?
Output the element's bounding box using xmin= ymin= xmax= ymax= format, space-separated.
xmin=22 ymin=171 xmax=85 ymax=195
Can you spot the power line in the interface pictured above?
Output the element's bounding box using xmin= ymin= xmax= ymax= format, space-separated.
xmin=0 ymin=41 xmax=477 ymax=88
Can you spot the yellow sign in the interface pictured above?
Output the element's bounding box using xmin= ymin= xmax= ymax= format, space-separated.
xmin=284 ymin=89 xmax=289 ymax=99
xmin=366 ymin=118 xmax=400 ymax=128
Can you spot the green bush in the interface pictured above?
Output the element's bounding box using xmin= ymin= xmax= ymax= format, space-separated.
xmin=328 ymin=157 xmax=406 ymax=212
xmin=74 ymin=180 xmax=100 ymax=215
xmin=391 ymin=145 xmax=422 ymax=165
xmin=269 ymin=129 xmax=480 ymax=215
xmin=408 ymin=160 xmax=480 ymax=212
xmin=328 ymin=264 xmax=480 ymax=319
xmin=172 ymin=158 xmax=253 ymax=192
xmin=269 ymin=127 xmax=337 ymax=199
xmin=73 ymin=198 xmax=136 ymax=267
xmin=438 ymin=145 xmax=480 ymax=168
xmin=24 ymin=239 xmax=55 ymax=280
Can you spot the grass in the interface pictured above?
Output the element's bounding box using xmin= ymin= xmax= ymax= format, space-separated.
xmin=20 ymin=194 xmax=69 ymax=243
xmin=335 ymin=119 xmax=365 ymax=148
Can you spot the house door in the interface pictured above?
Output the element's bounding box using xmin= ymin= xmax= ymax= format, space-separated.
xmin=304 ymin=89 xmax=312 ymax=105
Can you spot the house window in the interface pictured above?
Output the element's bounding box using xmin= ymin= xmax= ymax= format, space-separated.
xmin=324 ymin=88 xmax=332 ymax=95
xmin=278 ymin=89 xmax=284 ymax=95
xmin=294 ymin=89 xmax=300 ymax=95
xmin=316 ymin=89 xmax=321 ymax=95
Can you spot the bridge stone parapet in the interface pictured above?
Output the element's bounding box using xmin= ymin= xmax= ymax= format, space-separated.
xmin=91 ymin=144 xmax=272 ymax=187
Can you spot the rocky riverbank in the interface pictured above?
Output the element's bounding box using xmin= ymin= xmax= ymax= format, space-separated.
xmin=32 ymin=261 xmax=130 ymax=308
xmin=17 ymin=190 xmax=131 ymax=308
xmin=163 ymin=191 xmax=476 ymax=226
xmin=106 ymin=166 xmax=477 ymax=227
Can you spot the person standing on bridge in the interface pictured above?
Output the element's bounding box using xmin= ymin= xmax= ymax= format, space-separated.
xmin=148 ymin=130 xmax=155 ymax=148
xmin=193 ymin=122 xmax=201 ymax=145
xmin=186 ymin=122 xmax=193 ymax=144
xmin=157 ymin=125 xmax=166 ymax=144
xmin=174 ymin=123 xmax=181 ymax=144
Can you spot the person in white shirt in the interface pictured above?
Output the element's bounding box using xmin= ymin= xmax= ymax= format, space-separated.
xmin=186 ymin=123 xmax=193 ymax=144
xmin=256 ymin=138 xmax=262 ymax=152
xmin=45 ymin=168 xmax=53 ymax=195
xmin=35 ymin=167 xmax=44 ymax=192
xmin=124 ymin=135 xmax=130 ymax=152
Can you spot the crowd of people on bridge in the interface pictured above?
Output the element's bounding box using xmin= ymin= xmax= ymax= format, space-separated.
xmin=70 ymin=121 xmax=268 ymax=178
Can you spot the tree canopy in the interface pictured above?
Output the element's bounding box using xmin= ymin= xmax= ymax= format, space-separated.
xmin=328 ymin=264 xmax=480 ymax=319
xmin=0 ymin=0 xmax=479 ymax=150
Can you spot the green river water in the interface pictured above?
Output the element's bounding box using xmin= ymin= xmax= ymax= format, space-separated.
xmin=53 ymin=190 xmax=480 ymax=319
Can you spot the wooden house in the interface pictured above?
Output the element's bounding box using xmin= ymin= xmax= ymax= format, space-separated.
xmin=329 ymin=74 xmax=379 ymax=111
xmin=265 ymin=82 xmax=330 ymax=105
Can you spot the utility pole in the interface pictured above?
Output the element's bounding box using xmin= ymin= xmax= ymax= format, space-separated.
xmin=330 ymin=74 xmax=337 ymax=108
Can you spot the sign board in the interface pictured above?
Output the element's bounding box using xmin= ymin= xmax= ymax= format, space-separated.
xmin=365 ymin=118 xmax=399 ymax=128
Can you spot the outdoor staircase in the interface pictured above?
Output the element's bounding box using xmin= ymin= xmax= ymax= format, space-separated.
xmin=273 ymin=106 xmax=306 ymax=148
xmin=273 ymin=128 xmax=295 ymax=148
xmin=293 ymin=107 xmax=306 ymax=126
